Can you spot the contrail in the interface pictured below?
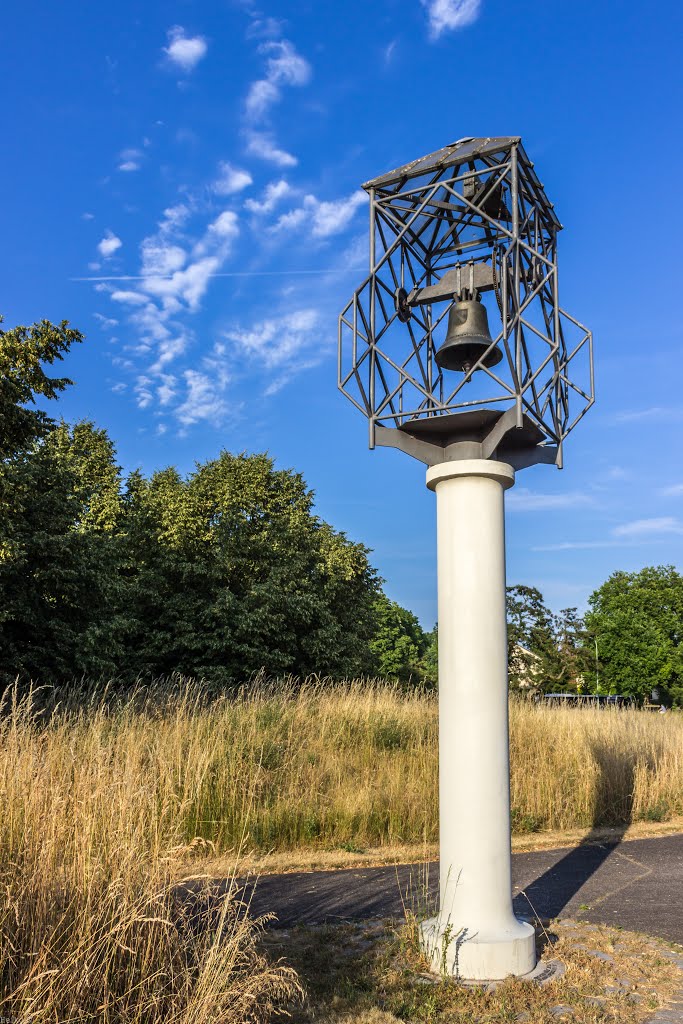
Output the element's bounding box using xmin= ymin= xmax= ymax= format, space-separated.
xmin=70 ymin=269 xmax=358 ymax=282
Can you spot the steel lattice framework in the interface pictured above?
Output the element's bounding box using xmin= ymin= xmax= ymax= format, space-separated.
xmin=338 ymin=137 xmax=594 ymax=469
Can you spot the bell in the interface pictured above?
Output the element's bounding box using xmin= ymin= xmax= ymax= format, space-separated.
xmin=434 ymin=297 xmax=502 ymax=375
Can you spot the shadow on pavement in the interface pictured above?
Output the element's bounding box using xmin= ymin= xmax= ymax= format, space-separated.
xmin=514 ymin=732 xmax=639 ymax=920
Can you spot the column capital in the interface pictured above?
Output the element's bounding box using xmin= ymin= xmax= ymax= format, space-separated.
xmin=426 ymin=459 xmax=515 ymax=493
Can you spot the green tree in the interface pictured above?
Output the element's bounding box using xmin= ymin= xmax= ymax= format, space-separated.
xmin=506 ymin=585 xmax=555 ymax=689
xmin=506 ymin=587 xmax=593 ymax=692
xmin=586 ymin=566 xmax=683 ymax=706
xmin=44 ymin=421 xmax=122 ymax=532
xmin=421 ymin=624 xmax=438 ymax=688
xmin=0 ymin=314 xmax=84 ymax=564
xmin=368 ymin=594 xmax=429 ymax=683
xmin=0 ymin=316 xmax=83 ymax=459
xmin=0 ymin=421 xmax=124 ymax=684
xmin=0 ymin=317 xmax=122 ymax=685
xmin=547 ymin=606 xmax=593 ymax=692
xmin=117 ymin=452 xmax=380 ymax=683
xmin=0 ymin=312 xmax=406 ymax=688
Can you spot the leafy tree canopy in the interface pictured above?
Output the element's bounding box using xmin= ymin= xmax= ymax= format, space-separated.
xmin=506 ymin=586 xmax=593 ymax=693
xmin=115 ymin=450 xmax=381 ymax=684
xmin=0 ymin=317 xmax=83 ymax=459
xmin=0 ymin=420 xmax=124 ymax=683
xmin=369 ymin=594 xmax=431 ymax=684
xmin=586 ymin=565 xmax=683 ymax=706
xmin=506 ymin=585 xmax=554 ymax=689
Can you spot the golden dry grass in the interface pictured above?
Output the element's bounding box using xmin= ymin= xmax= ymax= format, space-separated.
xmin=509 ymin=698 xmax=683 ymax=831
xmin=1 ymin=677 xmax=682 ymax=1019
xmin=8 ymin=677 xmax=683 ymax=855
xmin=0 ymin=685 xmax=301 ymax=1022
xmin=53 ymin=676 xmax=677 ymax=852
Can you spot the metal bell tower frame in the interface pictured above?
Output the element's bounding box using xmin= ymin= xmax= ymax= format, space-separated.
xmin=338 ymin=137 xmax=594 ymax=470
xmin=337 ymin=138 xmax=595 ymax=982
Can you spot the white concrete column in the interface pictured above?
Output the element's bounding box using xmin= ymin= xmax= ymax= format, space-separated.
xmin=420 ymin=459 xmax=536 ymax=980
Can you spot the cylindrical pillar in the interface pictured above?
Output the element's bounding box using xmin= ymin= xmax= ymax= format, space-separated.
xmin=420 ymin=459 xmax=536 ymax=980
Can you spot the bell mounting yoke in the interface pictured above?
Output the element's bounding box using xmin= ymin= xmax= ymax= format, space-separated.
xmin=338 ymin=137 xmax=594 ymax=470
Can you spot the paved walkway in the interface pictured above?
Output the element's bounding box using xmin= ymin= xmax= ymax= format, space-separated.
xmin=239 ymin=834 xmax=683 ymax=945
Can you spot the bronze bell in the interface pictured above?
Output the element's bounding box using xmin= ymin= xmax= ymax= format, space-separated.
xmin=435 ymin=297 xmax=502 ymax=375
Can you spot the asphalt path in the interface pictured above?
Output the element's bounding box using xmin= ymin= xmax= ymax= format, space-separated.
xmin=237 ymin=834 xmax=683 ymax=944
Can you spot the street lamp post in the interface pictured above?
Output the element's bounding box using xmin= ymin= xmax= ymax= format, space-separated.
xmin=595 ymin=637 xmax=600 ymax=695
xmin=338 ymin=138 xmax=594 ymax=981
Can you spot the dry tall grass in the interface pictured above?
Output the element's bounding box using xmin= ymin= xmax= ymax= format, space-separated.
xmin=150 ymin=677 xmax=683 ymax=845
xmin=2 ymin=678 xmax=682 ymax=1018
xmin=0 ymin=685 xmax=300 ymax=1023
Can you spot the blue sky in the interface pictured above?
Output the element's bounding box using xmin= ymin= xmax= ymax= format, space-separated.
xmin=3 ymin=0 xmax=683 ymax=626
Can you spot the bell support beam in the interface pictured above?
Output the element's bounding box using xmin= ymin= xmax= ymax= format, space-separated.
xmin=406 ymin=261 xmax=544 ymax=309
xmin=420 ymin=460 xmax=536 ymax=980
xmin=408 ymin=263 xmax=495 ymax=305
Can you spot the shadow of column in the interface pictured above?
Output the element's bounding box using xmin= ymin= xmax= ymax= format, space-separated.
xmin=513 ymin=728 xmax=639 ymax=921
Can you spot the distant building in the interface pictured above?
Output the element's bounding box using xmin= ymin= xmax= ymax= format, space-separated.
xmin=508 ymin=644 xmax=544 ymax=690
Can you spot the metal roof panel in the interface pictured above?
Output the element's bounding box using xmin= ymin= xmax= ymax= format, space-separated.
xmin=362 ymin=137 xmax=521 ymax=191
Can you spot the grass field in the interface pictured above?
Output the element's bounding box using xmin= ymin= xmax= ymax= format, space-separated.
xmin=0 ymin=683 xmax=301 ymax=1022
xmin=1 ymin=677 xmax=682 ymax=1019
xmin=8 ymin=677 xmax=683 ymax=853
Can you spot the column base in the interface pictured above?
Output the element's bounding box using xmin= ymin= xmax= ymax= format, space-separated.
xmin=420 ymin=915 xmax=536 ymax=980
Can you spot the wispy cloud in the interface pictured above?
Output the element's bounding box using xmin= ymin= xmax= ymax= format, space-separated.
xmin=272 ymin=190 xmax=368 ymax=239
xmin=661 ymin=483 xmax=683 ymax=497
xmin=225 ymin=308 xmax=320 ymax=371
xmin=383 ymin=40 xmax=398 ymax=65
xmin=340 ymin=233 xmax=369 ymax=270
xmin=246 ymin=16 xmax=283 ymax=40
xmin=75 ymin=268 xmax=358 ymax=284
xmin=111 ymin=290 xmax=149 ymax=306
xmin=264 ymin=359 xmax=321 ymax=397
xmin=221 ymin=308 xmax=326 ymax=397
xmin=140 ymin=211 xmax=238 ymax=306
xmin=533 ymin=540 xmax=623 ymax=552
xmin=171 ymin=341 xmax=237 ymax=429
xmin=97 ymin=230 xmax=122 ymax=258
xmin=163 ymin=26 xmax=208 ymax=72
xmin=507 ymin=487 xmax=594 ymax=512
xmin=244 ymin=179 xmax=292 ymax=214
xmin=613 ymin=516 xmax=683 ymax=538
xmin=309 ymin=192 xmax=368 ymax=237
xmin=102 ymin=205 xmax=242 ymax=420
xmin=118 ymin=148 xmax=143 ymax=172
xmin=157 ymin=375 xmax=177 ymax=406
xmin=134 ymin=376 xmax=154 ymax=409
xmin=245 ymin=40 xmax=311 ymax=122
xmin=612 ymin=405 xmax=683 ymax=424
xmin=212 ymin=161 xmax=253 ymax=195
xmin=140 ymin=239 xmax=186 ymax=277
xmin=175 ymin=369 xmax=229 ymax=426
xmin=534 ymin=515 xmax=683 ymax=551
xmin=242 ymin=32 xmax=310 ymax=166
xmin=420 ymin=0 xmax=482 ymax=39
xmin=93 ymin=313 xmax=119 ymax=330
xmin=246 ymin=131 xmax=297 ymax=167
xmin=139 ymin=239 xmax=237 ymax=313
